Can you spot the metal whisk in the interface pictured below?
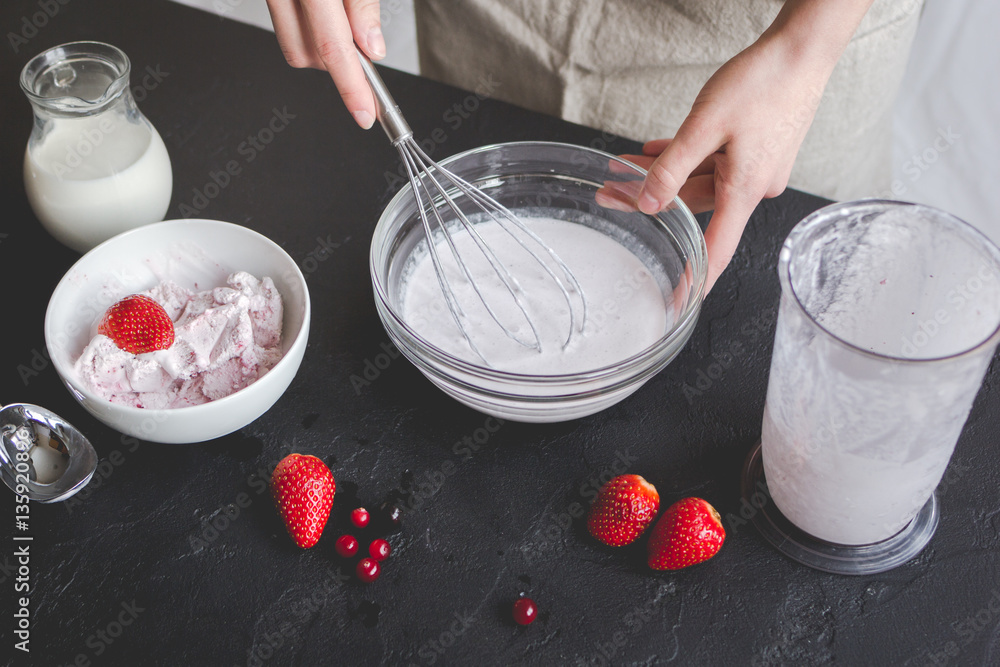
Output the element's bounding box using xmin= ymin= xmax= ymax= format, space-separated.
xmin=357 ymin=50 xmax=587 ymax=362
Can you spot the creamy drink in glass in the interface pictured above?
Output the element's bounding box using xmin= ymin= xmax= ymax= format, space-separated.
xmin=760 ymin=201 xmax=1000 ymax=553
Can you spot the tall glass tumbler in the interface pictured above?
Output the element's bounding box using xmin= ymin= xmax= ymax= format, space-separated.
xmin=756 ymin=200 xmax=1000 ymax=572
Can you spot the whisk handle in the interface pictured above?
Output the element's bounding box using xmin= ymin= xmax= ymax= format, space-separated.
xmin=356 ymin=47 xmax=413 ymax=145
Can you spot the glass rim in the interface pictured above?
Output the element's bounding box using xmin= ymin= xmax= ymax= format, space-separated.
xmin=780 ymin=198 xmax=1000 ymax=364
xmin=20 ymin=40 xmax=131 ymax=111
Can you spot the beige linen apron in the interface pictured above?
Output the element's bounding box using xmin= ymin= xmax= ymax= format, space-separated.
xmin=414 ymin=0 xmax=924 ymax=201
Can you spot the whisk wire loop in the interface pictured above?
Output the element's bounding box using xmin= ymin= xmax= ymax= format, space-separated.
xmin=411 ymin=141 xmax=589 ymax=348
xmin=398 ymin=146 xmax=488 ymax=362
xmin=403 ymin=139 xmax=545 ymax=350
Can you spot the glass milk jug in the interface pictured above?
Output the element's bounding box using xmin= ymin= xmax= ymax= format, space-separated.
xmin=20 ymin=41 xmax=172 ymax=253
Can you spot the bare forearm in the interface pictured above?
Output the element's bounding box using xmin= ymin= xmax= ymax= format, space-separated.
xmin=763 ymin=0 xmax=877 ymax=73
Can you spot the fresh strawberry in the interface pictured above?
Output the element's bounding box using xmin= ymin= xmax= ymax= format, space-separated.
xmin=587 ymin=474 xmax=660 ymax=547
xmin=647 ymin=497 xmax=725 ymax=570
xmin=271 ymin=454 xmax=336 ymax=548
xmin=98 ymin=294 xmax=175 ymax=354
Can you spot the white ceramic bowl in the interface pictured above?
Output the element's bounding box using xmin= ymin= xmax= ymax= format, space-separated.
xmin=45 ymin=219 xmax=310 ymax=443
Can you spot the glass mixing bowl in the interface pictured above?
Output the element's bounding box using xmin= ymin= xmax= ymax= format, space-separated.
xmin=370 ymin=141 xmax=707 ymax=422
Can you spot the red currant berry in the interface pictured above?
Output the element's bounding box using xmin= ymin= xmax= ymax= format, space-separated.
xmin=512 ymin=597 xmax=537 ymax=625
xmin=356 ymin=557 xmax=380 ymax=583
xmin=369 ymin=538 xmax=391 ymax=561
xmin=335 ymin=534 xmax=359 ymax=558
xmin=351 ymin=507 xmax=370 ymax=528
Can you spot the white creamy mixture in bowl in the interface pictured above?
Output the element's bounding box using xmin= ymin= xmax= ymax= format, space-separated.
xmin=371 ymin=141 xmax=707 ymax=422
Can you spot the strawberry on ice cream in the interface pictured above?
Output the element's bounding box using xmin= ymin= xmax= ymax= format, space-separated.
xmin=73 ymin=271 xmax=283 ymax=409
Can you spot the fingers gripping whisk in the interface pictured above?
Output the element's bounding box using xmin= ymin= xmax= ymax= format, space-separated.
xmin=357 ymin=49 xmax=587 ymax=363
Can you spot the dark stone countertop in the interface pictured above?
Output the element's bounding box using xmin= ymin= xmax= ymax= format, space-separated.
xmin=1 ymin=1 xmax=998 ymax=665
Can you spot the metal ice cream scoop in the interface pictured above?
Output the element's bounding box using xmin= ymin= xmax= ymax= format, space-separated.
xmin=0 ymin=403 xmax=97 ymax=502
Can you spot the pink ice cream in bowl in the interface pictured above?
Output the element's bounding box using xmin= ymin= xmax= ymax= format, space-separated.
xmin=45 ymin=219 xmax=310 ymax=443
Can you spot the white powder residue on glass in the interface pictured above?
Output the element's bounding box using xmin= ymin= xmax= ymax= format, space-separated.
xmin=797 ymin=206 xmax=1000 ymax=359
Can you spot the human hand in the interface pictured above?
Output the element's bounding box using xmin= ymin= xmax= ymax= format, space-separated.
xmin=265 ymin=0 xmax=384 ymax=128
xmin=631 ymin=39 xmax=824 ymax=293
xmin=629 ymin=0 xmax=874 ymax=293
